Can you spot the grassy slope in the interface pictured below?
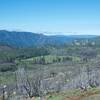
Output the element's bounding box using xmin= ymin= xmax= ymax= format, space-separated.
xmin=37 ymin=88 xmax=100 ymax=100
xmin=21 ymin=55 xmax=80 ymax=64
xmin=1 ymin=88 xmax=100 ymax=100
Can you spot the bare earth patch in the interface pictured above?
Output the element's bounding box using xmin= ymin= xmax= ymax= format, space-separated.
xmin=65 ymin=89 xmax=100 ymax=100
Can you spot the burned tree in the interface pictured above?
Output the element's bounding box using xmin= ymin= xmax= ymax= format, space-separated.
xmin=16 ymin=68 xmax=44 ymax=98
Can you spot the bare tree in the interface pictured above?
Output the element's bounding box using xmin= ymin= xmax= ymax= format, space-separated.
xmin=16 ymin=67 xmax=44 ymax=98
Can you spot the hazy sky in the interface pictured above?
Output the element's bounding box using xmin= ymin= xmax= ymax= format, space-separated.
xmin=0 ymin=0 xmax=100 ymax=35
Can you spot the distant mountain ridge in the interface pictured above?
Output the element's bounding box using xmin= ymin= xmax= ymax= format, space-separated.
xmin=0 ymin=30 xmax=97 ymax=48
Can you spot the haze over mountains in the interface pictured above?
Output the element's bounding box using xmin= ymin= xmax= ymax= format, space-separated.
xmin=0 ymin=30 xmax=97 ymax=48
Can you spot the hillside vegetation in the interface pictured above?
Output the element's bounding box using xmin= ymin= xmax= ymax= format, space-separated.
xmin=0 ymin=31 xmax=100 ymax=100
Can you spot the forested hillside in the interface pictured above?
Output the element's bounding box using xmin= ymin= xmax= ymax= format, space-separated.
xmin=0 ymin=31 xmax=100 ymax=100
xmin=0 ymin=30 xmax=96 ymax=48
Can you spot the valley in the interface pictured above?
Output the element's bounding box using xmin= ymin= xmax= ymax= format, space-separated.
xmin=0 ymin=30 xmax=100 ymax=99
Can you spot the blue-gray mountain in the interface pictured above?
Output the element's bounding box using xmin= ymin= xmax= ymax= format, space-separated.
xmin=0 ymin=30 xmax=96 ymax=48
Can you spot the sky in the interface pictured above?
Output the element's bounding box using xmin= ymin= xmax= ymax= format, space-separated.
xmin=0 ymin=0 xmax=100 ymax=35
